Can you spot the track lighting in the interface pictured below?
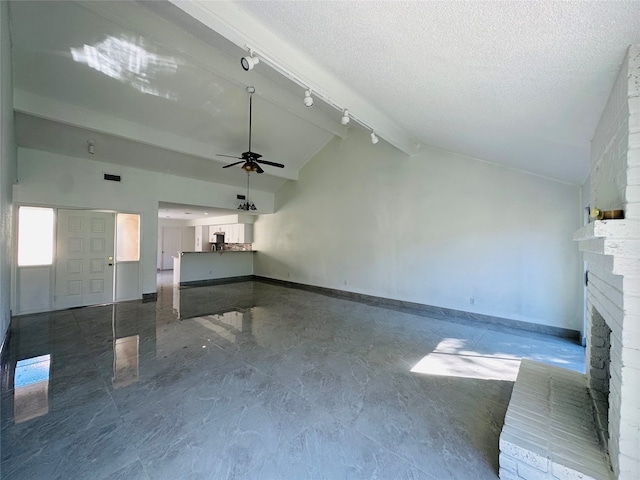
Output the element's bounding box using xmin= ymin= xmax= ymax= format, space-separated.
xmin=303 ymin=89 xmax=314 ymax=107
xmin=340 ymin=109 xmax=350 ymax=126
xmin=240 ymin=54 xmax=259 ymax=71
xmin=240 ymin=45 xmax=392 ymax=150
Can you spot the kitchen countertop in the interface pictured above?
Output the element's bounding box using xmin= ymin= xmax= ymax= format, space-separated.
xmin=180 ymin=250 xmax=256 ymax=254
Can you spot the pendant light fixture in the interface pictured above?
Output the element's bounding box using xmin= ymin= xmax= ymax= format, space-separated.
xmin=238 ymin=171 xmax=257 ymax=211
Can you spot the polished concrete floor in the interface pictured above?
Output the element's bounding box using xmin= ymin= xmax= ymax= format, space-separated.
xmin=1 ymin=273 xmax=585 ymax=479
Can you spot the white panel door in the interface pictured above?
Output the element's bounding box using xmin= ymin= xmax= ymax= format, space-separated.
xmin=161 ymin=227 xmax=181 ymax=270
xmin=55 ymin=210 xmax=115 ymax=309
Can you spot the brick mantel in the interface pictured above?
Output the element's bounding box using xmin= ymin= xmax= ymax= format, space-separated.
xmin=574 ymin=220 xmax=640 ymax=278
xmin=572 ymin=44 xmax=640 ymax=480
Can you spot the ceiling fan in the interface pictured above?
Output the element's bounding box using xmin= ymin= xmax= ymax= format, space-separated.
xmin=217 ymin=86 xmax=285 ymax=174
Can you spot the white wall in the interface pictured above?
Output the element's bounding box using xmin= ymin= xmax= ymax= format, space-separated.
xmin=14 ymin=148 xmax=275 ymax=296
xmin=0 ymin=0 xmax=17 ymax=345
xmin=254 ymin=132 xmax=583 ymax=331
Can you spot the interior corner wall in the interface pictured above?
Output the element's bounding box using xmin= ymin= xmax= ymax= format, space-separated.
xmin=0 ymin=0 xmax=17 ymax=347
xmin=13 ymin=148 xmax=275 ymax=297
xmin=253 ymin=132 xmax=584 ymax=331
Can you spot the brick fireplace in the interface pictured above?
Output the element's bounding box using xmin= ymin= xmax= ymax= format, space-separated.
xmin=574 ymin=45 xmax=640 ymax=479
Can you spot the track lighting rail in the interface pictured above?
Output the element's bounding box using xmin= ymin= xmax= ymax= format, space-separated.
xmin=242 ymin=45 xmax=379 ymax=144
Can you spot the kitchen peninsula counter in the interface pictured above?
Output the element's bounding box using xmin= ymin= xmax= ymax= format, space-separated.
xmin=173 ymin=250 xmax=255 ymax=286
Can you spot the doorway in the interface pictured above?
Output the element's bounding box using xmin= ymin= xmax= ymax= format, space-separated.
xmin=15 ymin=207 xmax=141 ymax=314
xmin=160 ymin=227 xmax=181 ymax=271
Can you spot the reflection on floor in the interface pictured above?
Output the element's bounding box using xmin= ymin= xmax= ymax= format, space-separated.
xmin=1 ymin=277 xmax=585 ymax=479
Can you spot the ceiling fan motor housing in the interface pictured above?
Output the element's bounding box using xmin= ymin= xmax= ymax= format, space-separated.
xmin=218 ymin=87 xmax=285 ymax=173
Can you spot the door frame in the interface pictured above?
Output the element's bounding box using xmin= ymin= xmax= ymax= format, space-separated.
xmin=12 ymin=204 xmax=143 ymax=314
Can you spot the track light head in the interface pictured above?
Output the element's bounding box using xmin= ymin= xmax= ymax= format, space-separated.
xmin=340 ymin=109 xmax=350 ymax=125
xmin=303 ymin=89 xmax=314 ymax=107
xmin=241 ymin=55 xmax=259 ymax=71
xmin=370 ymin=131 xmax=379 ymax=145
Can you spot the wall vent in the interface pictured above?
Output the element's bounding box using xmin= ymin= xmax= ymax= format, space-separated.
xmin=104 ymin=174 xmax=121 ymax=182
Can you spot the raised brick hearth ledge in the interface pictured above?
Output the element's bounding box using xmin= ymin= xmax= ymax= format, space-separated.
xmin=499 ymin=360 xmax=612 ymax=480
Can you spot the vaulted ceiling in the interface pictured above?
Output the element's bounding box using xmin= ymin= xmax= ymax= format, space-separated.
xmin=10 ymin=1 xmax=640 ymax=194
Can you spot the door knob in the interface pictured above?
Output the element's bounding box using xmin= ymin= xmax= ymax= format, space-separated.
xmin=108 ymin=256 xmax=113 ymax=266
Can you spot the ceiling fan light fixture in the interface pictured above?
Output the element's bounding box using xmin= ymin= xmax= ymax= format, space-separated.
xmin=303 ymin=89 xmax=314 ymax=107
xmin=241 ymin=54 xmax=259 ymax=71
xmin=370 ymin=131 xmax=379 ymax=144
xmin=340 ymin=109 xmax=350 ymax=125
xmin=238 ymin=172 xmax=258 ymax=211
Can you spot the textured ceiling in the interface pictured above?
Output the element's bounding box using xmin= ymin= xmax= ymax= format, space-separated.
xmin=10 ymin=1 xmax=640 ymax=188
xmin=158 ymin=202 xmax=238 ymax=220
xmin=237 ymin=0 xmax=640 ymax=184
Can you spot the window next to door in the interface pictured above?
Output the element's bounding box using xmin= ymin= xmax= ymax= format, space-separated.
xmin=17 ymin=207 xmax=54 ymax=266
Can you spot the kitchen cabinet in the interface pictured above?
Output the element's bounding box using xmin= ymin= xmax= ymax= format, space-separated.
xmin=225 ymin=224 xmax=238 ymax=243
xmin=207 ymin=224 xmax=253 ymax=243
xmin=209 ymin=226 xmax=225 ymax=243
xmin=229 ymin=224 xmax=253 ymax=243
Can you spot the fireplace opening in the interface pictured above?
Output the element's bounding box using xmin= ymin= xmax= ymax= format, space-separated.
xmin=589 ymin=307 xmax=611 ymax=450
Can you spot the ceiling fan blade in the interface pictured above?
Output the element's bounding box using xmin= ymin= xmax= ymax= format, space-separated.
xmin=255 ymin=164 xmax=264 ymax=174
xmin=222 ymin=161 xmax=244 ymax=168
xmin=217 ymin=154 xmax=243 ymax=159
xmin=256 ymin=159 xmax=285 ymax=168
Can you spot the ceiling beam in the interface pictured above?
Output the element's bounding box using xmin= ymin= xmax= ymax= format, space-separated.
xmin=169 ymin=0 xmax=421 ymax=156
xmin=14 ymin=89 xmax=300 ymax=181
